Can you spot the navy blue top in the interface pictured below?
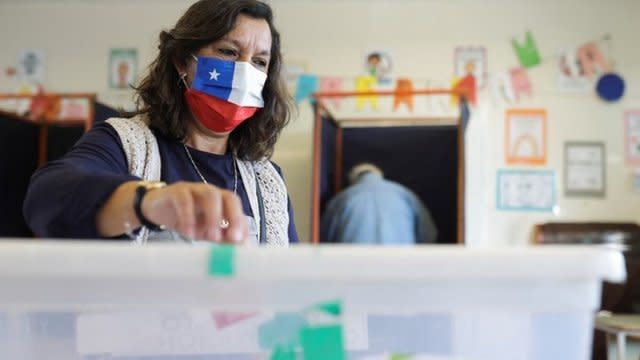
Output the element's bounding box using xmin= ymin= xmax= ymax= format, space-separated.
xmin=23 ymin=121 xmax=298 ymax=243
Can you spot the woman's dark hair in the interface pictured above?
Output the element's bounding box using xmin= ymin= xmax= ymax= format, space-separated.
xmin=130 ymin=0 xmax=290 ymax=161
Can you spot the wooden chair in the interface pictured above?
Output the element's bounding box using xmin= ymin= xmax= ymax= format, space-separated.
xmin=533 ymin=222 xmax=640 ymax=360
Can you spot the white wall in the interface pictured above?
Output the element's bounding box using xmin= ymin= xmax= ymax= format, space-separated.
xmin=1 ymin=0 xmax=639 ymax=244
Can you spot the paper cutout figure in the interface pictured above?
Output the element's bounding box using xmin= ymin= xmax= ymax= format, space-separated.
xmin=490 ymin=72 xmax=515 ymax=104
xmin=355 ymin=75 xmax=378 ymax=110
xmin=512 ymin=31 xmax=541 ymax=68
xmin=509 ymin=67 xmax=532 ymax=101
xmin=319 ymin=77 xmax=343 ymax=109
xmin=454 ymin=47 xmax=487 ymax=89
xmin=295 ymin=74 xmax=319 ymax=103
xmin=557 ymin=47 xmax=590 ymax=92
xmin=393 ymin=78 xmax=414 ymax=112
xmin=451 ymin=74 xmax=476 ymax=106
xmin=576 ymin=42 xmax=609 ymax=77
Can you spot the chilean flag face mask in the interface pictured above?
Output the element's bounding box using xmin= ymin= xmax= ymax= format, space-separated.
xmin=183 ymin=55 xmax=267 ymax=133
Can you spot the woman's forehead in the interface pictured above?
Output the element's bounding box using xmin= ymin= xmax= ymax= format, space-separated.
xmin=220 ymin=14 xmax=271 ymax=50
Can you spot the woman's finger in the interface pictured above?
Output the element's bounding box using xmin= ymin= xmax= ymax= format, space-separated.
xmin=193 ymin=184 xmax=223 ymax=242
xmin=221 ymin=191 xmax=248 ymax=244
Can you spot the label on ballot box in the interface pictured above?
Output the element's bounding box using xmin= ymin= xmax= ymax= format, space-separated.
xmin=76 ymin=309 xmax=368 ymax=357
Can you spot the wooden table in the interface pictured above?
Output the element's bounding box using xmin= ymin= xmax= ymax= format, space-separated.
xmin=595 ymin=313 xmax=640 ymax=360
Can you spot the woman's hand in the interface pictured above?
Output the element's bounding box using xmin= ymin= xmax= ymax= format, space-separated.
xmin=97 ymin=181 xmax=249 ymax=243
xmin=142 ymin=181 xmax=248 ymax=243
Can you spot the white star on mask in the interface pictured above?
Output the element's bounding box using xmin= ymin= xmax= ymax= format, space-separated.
xmin=209 ymin=68 xmax=220 ymax=81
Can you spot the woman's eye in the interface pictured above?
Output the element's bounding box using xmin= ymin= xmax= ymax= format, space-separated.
xmin=253 ymin=59 xmax=268 ymax=68
xmin=218 ymin=48 xmax=238 ymax=57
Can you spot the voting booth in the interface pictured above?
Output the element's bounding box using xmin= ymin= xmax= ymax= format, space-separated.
xmin=0 ymin=94 xmax=119 ymax=237
xmin=310 ymin=89 xmax=470 ymax=244
xmin=0 ymin=241 xmax=625 ymax=359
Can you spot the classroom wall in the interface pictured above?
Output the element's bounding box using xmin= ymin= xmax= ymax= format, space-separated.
xmin=1 ymin=0 xmax=639 ymax=244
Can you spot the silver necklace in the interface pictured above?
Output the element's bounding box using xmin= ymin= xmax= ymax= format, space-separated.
xmin=183 ymin=144 xmax=238 ymax=194
xmin=183 ymin=144 xmax=238 ymax=230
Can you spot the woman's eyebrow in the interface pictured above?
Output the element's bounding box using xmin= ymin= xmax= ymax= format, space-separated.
xmin=219 ymin=38 xmax=271 ymax=57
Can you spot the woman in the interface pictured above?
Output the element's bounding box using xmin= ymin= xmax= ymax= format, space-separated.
xmin=23 ymin=0 xmax=298 ymax=245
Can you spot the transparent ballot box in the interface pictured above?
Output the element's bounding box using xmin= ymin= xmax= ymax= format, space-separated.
xmin=0 ymin=241 xmax=625 ymax=359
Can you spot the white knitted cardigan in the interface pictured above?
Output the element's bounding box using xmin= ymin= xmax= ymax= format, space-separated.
xmin=106 ymin=116 xmax=290 ymax=246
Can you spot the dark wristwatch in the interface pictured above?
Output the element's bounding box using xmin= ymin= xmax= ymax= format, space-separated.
xmin=133 ymin=181 xmax=166 ymax=231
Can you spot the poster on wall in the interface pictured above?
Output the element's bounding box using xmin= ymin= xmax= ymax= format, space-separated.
xmin=363 ymin=49 xmax=392 ymax=85
xmin=497 ymin=170 xmax=555 ymax=212
xmin=18 ymin=49 xmax=46 ymax=85
xmin=454 ymin=47 xmax=487 ymax=89
xmin=109 ymin=48 xmax=137 ymax=89
xmin=505 ymin=109 xmax=547 ymax=165
xmin=625 ymin=110 xmax=640 ymax=166
xmin=564 ymin=142 xmax=606 ymax=197
xmin=557 ymin=47 xmax=591 ymax=92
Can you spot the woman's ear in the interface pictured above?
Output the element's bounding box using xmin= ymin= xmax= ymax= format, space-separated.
xmin=173 ymin=55 xmax=187 ymax=77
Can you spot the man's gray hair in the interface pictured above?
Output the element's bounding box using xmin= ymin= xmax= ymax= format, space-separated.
xmin=348 ymin=163 xmax=383 ymax=184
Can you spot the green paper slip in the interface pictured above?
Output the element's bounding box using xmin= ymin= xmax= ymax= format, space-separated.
xmin=310 ymin=300 xmax=342 ymax=316
xmin=271 ymin=344 xmax=297 ymax=360
xmin=300 ymin=325 xmax=345 ymax=360
xmin=207 ymin=244 xmax=235 ymax=277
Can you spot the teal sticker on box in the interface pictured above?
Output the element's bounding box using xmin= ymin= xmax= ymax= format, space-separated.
xmin=208 ymin=245 xmax=235 ymax=277
xmin=300 ymin=325 xmax=345 ymax=360
xmin=259 ymin=313 xmax=307 ymax=349
xmin=310 ymin=300 xmax=342 ymax=317
xmin=271 ymin=344 xmax=297 ymax=360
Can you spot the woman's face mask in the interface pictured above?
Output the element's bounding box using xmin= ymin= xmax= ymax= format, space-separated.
xmin=183 ymin=55 xmax=267 ymax=133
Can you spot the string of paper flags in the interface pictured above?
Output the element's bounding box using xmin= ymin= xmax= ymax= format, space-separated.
xmin=289 ymin=31 xmax=626 ymax=112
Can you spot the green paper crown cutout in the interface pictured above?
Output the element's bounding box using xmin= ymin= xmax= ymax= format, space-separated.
xmin=512 ymin=31 xmax=541 ymax=68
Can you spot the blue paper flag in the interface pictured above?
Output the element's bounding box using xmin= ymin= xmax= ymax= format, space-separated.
xmin=295 ymin=74 xmax=319 ymax=103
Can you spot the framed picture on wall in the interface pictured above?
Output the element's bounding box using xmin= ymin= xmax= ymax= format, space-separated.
xmin=496 ymin=169 xmax=555 ymax=212
xmin=625 ymin=110 xmax=640 ymax=166
xmin=564 ymin=141 xmax=606 ymax=197
xmin=505 ymin=109 xmax=547 ymax=165
xmin=454 ymin=47 xmax=487 ymax=89
xmin=109 ymin=48 xmax=137 ymax=90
